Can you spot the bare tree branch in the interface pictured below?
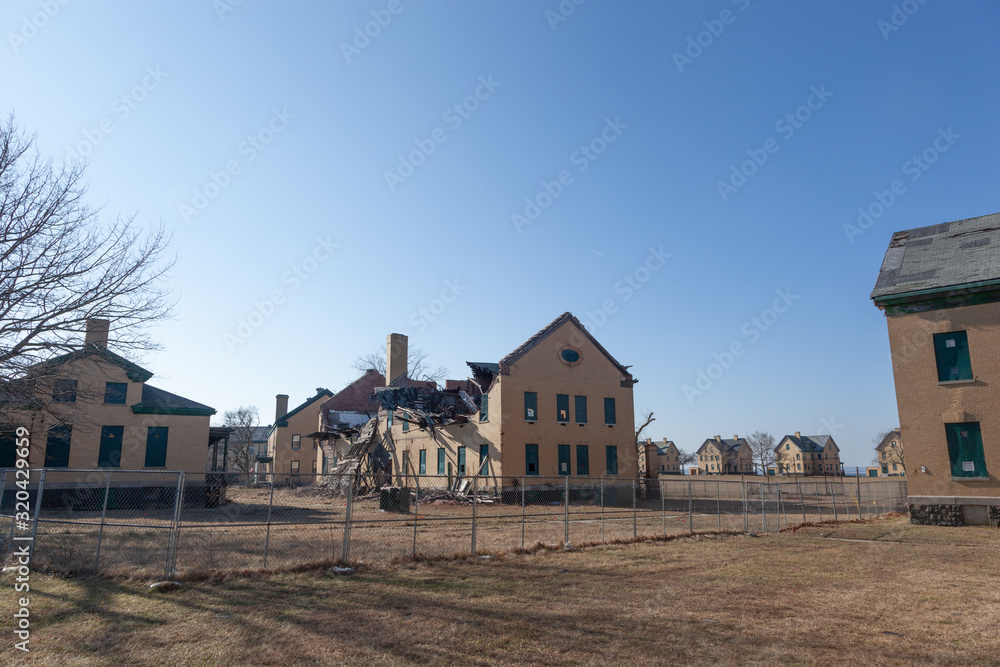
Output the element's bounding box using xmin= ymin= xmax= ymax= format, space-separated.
xmin=222 ymin=405 xmax=260 ymax=477
xmin=350 ymin=346 xmax=448 ymax=384
xmin=745 ymin=430 xmax=776 ymax=476
xmin=0 ymin=115 xmax=175 ymax=417
xmin=634 ymin=410 xmax=655 ymax=476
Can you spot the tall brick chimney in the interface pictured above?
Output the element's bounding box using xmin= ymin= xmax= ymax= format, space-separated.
xmin=386 ymin=333 xmax=408 ymax=386
xmin=84 ymin=319 xmax=110 ymax=349
xmin=275 ymin=394 xmax=289 ymax=420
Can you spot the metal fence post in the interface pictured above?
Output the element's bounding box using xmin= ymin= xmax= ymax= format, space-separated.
xmin=94 ymin=470 xmax=112 ymax=571
xmin=164 ymin=472 xmax=184 ymax=580
xmin=760 ymin=483 xmax=766 ymax=533
xmin=600 ymin=478 xmax=605 ymax=543
xmin=564 ymin=476 xmax=570 ymax=546
xmin=832 ymin=483 xmax=839 ymax=521
xmin=778 ymin=487 xmax=785 ymax=529
xmin=716 ymin=482 xmax=721 ymax=531
xmin=520 ymin=477 xmax=525 ymax=550
xmin=412 ymin=474 xmax=419 ymax=560
xmin=742 ymin=481 xmax=748 ymax=533
xmin=27 ymin=469 xmax=46 ymax=564
xmin=263 ymin=478 xmax=275 ymax=567
xmin=471 ymin=478 xmax=478 ymax=556
xmin=815 ymin=488 xmax=823 ymax=521
xmin=687 ymin=480 xmax=693 ymax=535
xmin=632 ymin=479 xmax=637 ymax=540
xmin=341 ymin=474 xmax=352 ymax=564
xmin=661 ymin=479 xmax=666 ymax=536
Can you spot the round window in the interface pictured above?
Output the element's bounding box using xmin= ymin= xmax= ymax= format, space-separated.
xmin=561 ymin=349 xmax=580 ymax=363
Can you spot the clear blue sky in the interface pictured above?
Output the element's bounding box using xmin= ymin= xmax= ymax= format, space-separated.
xmin=3 ymin=1 xmax=998 ymax=467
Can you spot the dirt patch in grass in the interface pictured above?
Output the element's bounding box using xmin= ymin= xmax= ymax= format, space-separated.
xmin=1 ymin=515 xmax=997 ymax=665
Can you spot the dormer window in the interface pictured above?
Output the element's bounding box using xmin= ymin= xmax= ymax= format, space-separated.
xmin=53 ymin=379 xmax=77 ymax=403
xmin=104 ymin=382 xmax=128 ymax=405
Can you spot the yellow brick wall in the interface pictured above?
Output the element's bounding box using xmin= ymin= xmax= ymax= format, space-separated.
xmin=13 ymin=356 xmax=211 ymax=473
xmin=886 ymin=302 xmax=1000 ymax=499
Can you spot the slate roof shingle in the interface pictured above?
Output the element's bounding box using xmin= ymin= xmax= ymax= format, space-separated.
xmin=871 ymin=212 xmax=1000 ymax=302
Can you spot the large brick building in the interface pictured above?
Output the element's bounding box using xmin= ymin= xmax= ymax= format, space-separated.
xmin=386 ymin=312 xmax=638 ymax=482
xmin=872 ymin=212 xmax=1000 ymax=526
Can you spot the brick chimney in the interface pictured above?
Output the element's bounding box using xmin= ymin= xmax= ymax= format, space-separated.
xmin=795 ymin=431 xmax=801 ymax=438
xmin=84 ymin=319 xmax=110 ymax=349
xmin=715 ymin=435 xmax=721 ymax=441
xmin=386 ymin=333 xmax=408 ymax=386
xmin=733 ymin=434 xmax=739 ymax=440
xmin=275 ymin=394 xmax=289 ymax=420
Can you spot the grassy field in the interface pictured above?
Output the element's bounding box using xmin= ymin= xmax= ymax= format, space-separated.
xmin=2 ymin=515 xmax=997 ymax=665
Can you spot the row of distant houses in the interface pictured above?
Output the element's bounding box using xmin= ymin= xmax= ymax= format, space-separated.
xmin=641 ymin=433 xmax=844 ymax=477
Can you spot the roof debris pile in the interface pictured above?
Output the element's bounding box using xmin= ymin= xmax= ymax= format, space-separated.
xmin=374 ymin=384 xmax=483 ymax=435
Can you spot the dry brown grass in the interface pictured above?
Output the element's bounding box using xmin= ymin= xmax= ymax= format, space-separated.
xmin=3 ymin=515 xmax=996 ymax=666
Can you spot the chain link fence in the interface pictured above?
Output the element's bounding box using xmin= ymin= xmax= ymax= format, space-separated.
xmin=0 ymin=470 xmax=908 ymax=579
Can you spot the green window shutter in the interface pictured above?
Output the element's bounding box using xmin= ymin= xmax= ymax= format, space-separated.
xmin=479 ymin=444 xmax=489 ymax=474
xmin=604 ymin=398 xmax=616 ymax=425
xmin=458 ymin=446 xmax=466 ymax=475
xmin=934 ymin=331 xmax=973 ymax=382
xmin=44 ymin=425 xmax=72 ymax=468
xmin=479 ymin=392 xmax=489 ymax=422
xmin=945 ymin=422 xmax=988 ymax=478
xmin=606 ymin=445 xmax=618 ymax=475
xmin=556 ymin=394 xmax=569 ymax=422
xmin=437 ymin=448 xmax=445 ymax=475
xmin=387 ymin=412 xmax=393 ymax=429
xmin=525 ymin=444 xmax=539 ymax=476
xmin=104 ymin=382 xmax=128 ymax=405
xmin=419 ymin=449 xmax=426 ymax=475
xmin=145 ymin=426 xmax=168 ymax=468
xmin=574 ymin=396 xmax=587 ymax=423
xmin=558 ymin=444 xmax=570 ymax=475
xmin=524 ymin=392 xmax=537 ymax=421
xmin=98 ymin=425 xmax=124 ymax=468
xmin=0 ymin=426 xmax=16 ymax=468
xmin=576 ymin=445 xmax=589 ymax=475
xmin=402 ymin=411 xmax=409 ymax=432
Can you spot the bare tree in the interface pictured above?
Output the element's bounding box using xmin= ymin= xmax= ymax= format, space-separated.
xmin=223 ymin=406 xmax=260 ymax=479
xmin=677 ymin=448 xmax=697 ymax=472
xmin=0 ymin=115 xmax=173 ymax=417
xmin=351 ymin=346 xmax=447 ymax=384
xmin=745 ymin=430 xmax=776 ymax=476
xmin=634 ymin=410 xmax=655 ymax=476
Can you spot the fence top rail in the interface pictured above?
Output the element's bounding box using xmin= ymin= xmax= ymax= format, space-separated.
xmin=8 ymin=468 xmax=186 ymax=474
